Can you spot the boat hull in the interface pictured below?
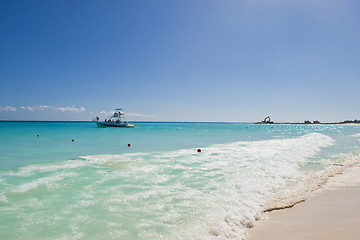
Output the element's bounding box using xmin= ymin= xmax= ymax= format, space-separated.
xmin=95 ymin=121 xmax=134 ymax=128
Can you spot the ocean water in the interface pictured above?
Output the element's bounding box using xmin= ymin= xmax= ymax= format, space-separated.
xmin=0 ymin=121 xmax=360 ymax=239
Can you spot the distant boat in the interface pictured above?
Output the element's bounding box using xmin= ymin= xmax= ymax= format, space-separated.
xmin=93 ymin=109 xmax=135 ymax=128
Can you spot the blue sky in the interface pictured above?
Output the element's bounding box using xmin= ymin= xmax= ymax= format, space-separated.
xmin=1 ymin=0 xmax=359 ymax=122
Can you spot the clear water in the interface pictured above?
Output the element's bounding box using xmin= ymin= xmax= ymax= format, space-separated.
xmin=0 ymin=122 xmax=360 ymax=239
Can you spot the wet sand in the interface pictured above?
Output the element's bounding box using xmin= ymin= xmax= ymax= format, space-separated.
xmin=248 ymin=163 xmax=360 ymax=240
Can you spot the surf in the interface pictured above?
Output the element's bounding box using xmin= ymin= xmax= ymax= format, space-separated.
xmin=0 ymin=132 xmax=343 ymax=239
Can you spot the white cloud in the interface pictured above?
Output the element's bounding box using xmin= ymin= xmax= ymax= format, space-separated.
xmin=5 ymin=106 xmax=17 ymax=111
xmin=99 ymin=110 xmax=156 ymax=119
xmin=16 ymin=105 xmax=86 ymax=113
xmin=20 ymin=106 xmax=34 ymax=111
xmin=37 ymin=105 xmax=51 ymax=110
xmin=0 ymin=106 xmax=17 ymax=111
xmin=126 ymin=112 xmax=156 ymax=119
xmin=100 ymin=110 xmax=114 ymax=116
xmin=55 ymin=106 xmax=86 ymax=112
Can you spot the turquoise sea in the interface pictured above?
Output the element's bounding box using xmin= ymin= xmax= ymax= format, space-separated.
xmin=1 ymin=121 xmax=360 ymax=239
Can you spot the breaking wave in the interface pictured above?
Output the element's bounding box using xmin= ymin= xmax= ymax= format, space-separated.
xmin=0 ymin=133 xmax=347 ymax=239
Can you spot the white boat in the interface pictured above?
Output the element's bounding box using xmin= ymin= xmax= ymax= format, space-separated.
xmin=93 ymin=109 xmax=135 ymax=128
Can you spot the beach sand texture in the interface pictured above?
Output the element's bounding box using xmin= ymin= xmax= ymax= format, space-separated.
xmin=248 ymin=163 xmax=360 ymax=240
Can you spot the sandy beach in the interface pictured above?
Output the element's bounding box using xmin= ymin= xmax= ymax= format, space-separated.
xmin=248 ymin=162 xmax=360 ymax=240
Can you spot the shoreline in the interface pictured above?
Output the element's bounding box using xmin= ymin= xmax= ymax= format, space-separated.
xmin=255 ymin=122 xmax=360 ymax=125
xmin=247 ymin=159 xmax=360 ymax=240
xmin=1 ymin=120 xmax=359 ymax=124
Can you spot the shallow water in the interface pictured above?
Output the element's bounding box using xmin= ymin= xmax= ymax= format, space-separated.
xmin=0 ymin=122 xmax=360 ymax=239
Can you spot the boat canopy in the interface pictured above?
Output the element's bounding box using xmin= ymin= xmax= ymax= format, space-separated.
xmin=113 ymin=112 xmax=125 ymax=118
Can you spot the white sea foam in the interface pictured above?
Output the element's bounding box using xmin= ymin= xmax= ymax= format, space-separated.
xmin=73 ymin=133 xmax=335 ymax=239
xmin=0 ymin=133 xmax=340 ymax=240
xmin=13 ymin=160 xmax=90 ymax=177
xmin=13 ymin=172 xmax=78 ymax=193
xmin=322 ymin=162 xmax=360 ymax=189
xmin=352 ymin=132 xmax=360 ymax=137
xmin=0 ymin=193 xmax=8 ymax=203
